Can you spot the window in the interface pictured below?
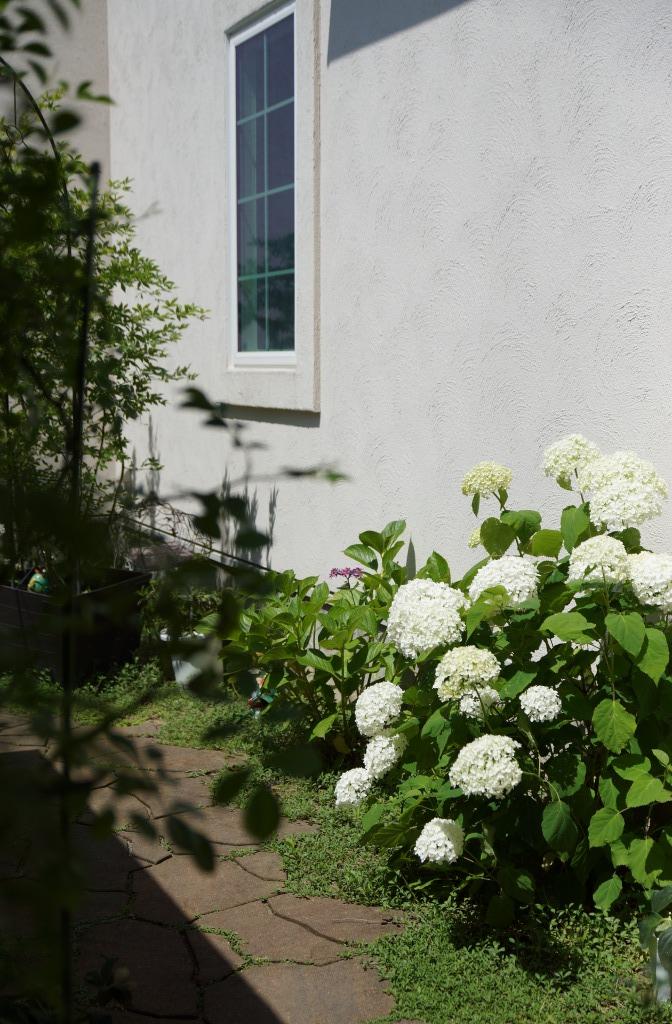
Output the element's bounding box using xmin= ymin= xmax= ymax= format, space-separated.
xmin=231 ymin=6 xmax=295 ymax=360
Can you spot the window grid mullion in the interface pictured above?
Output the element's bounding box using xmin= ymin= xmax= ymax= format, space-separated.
xmin=236 ymin=96 xmax=293 ymax=128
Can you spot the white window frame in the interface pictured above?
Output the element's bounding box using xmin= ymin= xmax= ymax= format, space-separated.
xmin=228 ymin=2 xmax=297 ymax=369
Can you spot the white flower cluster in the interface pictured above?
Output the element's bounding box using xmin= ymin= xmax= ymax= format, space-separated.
xmin=578 ymin=451 xmax=668 ymax=531
xmin=334 ymin=768 xmax=372 ymax=808
xmin=414 ymin=817 xmax=464 ymax=864
xmin=354 ymin=681 xmax=404 ymax=737
xmin=461 ymin=461 xmax=513 ymax=496
xmin=628 ymin=552 xmax=672 ymax=611
xmin=335 ymin=682 xmax=406 ymax=807
xmin=433 ymin=645 xmax=500 ymax=702
xmin=449 ymin=734 xmax=522 ymax=799
xmin=468 ymin=526 xmax=482 ymax=549
xmin=543 ymin=434 xmax=600 ymax=485
xmin=469 ymin=556 xmax=538 ymax=607
xmin=520 ymin=685 xmax=562 ymax=723
xmin=459 ymin=686 xmax=502 ymax=719
xmin=363 ymin=733 xmax=407 ymax=779
xmin=386 ymin=578 xmax=468 ymax=659
xmin=567 ymin=535 xmax=629 ymax=585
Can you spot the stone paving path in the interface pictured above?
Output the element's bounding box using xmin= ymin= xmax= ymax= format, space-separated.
xmin=0 ymin=713 xmax=422 ymax=1024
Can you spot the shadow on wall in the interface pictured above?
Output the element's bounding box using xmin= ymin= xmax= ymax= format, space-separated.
xmin=327 ymin=0 xmax=475 ymax=62
xmin=220 ymin=470 xmax=278 ymax=568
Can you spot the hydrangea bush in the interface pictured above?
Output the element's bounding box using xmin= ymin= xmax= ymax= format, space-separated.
xmin=330 ymin=437 xmax=672 ymax=923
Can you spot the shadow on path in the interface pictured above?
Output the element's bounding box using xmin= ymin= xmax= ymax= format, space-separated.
xmin=0 ymin=718 xmax=400 ymax=1024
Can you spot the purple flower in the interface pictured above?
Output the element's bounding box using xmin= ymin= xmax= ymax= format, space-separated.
xmin=329 ymin=566 xmax=364 ymax=580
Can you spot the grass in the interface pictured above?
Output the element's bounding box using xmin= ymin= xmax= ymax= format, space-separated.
xmin=6 ymin=658 xmax=672 ymax=1024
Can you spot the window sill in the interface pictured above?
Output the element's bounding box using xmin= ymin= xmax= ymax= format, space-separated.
xmin=232 ymin=350 xmax=297 ymax=369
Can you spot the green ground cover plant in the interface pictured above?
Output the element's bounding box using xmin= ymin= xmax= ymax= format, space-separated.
xmin=50 ymin=658 xmax=672 ymax=1023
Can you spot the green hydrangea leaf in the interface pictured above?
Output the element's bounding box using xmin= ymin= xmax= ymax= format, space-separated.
xmin=592 ymin=699 xmax=636 ymax=754
xmin=637 ymin=629 xmax=670 ymax=683
xmin=588 ymin=807 xmax=625 ymax=847
xmin=529 ymin=530 xmax=563 ymax=558
xmin=605 ymin=612 xmax=646 ymax=659
xmin=560 ymin=505 xmax=590 ymax=552
xmin=593 ymin=874 xmax=622 ymax=911
xmin=498 ymin=865 xmax=535 ymax=904
xmin=542 ymin=800 xmax=578 ymax=854
xmin=626 ymin=774 xmax=672 ymax=808
xmin=541 ymin=611 xmax=594 ymax=643
xmin=480 ymin=518 xmax=516 ymax=558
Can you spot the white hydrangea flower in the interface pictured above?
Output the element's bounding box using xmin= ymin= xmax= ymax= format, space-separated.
xmin=363 ymin=734 xmax=407 ymax=780
xmin=578 ymin=451 xmax=668 ymax=530
xmin=469 ymin=556 xmax=539 ymax=608
xmin=458 ymin=686 xmax=502 ymax=719
xmin=542 ymin=434 xmax=601 ymax=486
xmin=567 ymin=535 xmax=629 ymax=585
xmin=434 ymin=646 xmax=501 ymax=701
xmin=334 ymin=768 xmax=372 ymax=808
xmin=414 ymin=818 xmax=464 ymax=864
xmin=520 ymin=685 xmax=562 ymax=723
xmin=449 ymin=735 xmax=522 ymax=799
xmin=461 ymin=461 xmax=513 ymax=496
xmin=354 ymin=681 xmax=404 ymax=738
xmin=468 ymin=526 xmax=482 ymax=549
xmin=386 ymin=578 xmax=468 ymax=659
xmin=628 ymin=551 xmax=672 ymax=611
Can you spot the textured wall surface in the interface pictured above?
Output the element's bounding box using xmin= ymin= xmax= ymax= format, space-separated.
xmin=102 ymin=0 xmax=672 ymax=576
xmin=50 ymin=0 xmax=110 ymax=180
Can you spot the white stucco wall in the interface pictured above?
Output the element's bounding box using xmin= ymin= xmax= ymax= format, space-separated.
xmin=77 ymin=0 xmax=672 ymax=575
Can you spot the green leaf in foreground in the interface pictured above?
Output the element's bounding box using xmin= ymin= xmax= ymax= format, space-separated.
xmin=593 ymin=874 xmax=622 ymax=911
xmin=588 ymin=807 xmax=624 ymax=848
xmin=342 ymin=543 xmax=377 ymax=568
xmin=560 ymin=505 xmax=590 ymax=552
xmin=480 ymin=518 xmax=516 ymax=558
xmin=541 ymin=611 xmax=593 ymax=643
xmin=529 ymin=530 xmax=562 ymax=558
xmin=498 ymin=865 xmax=535 ymax=904
xmin=542 ymin=800 xmax=578 ymax=853
xmin=637 ymin=628 xmax=670 ymax=683
xmin=310 ymin=712 xmax=339 ymax=740
xmin=625 ymin=774 xmax=671 ymax=808
xmin=592 ymin=699 xmax=636 ymax=754
xmin=605 ymin=612 xmax=646 ymax=659
xmin=419 ymin=551 xmax=451 ymax=583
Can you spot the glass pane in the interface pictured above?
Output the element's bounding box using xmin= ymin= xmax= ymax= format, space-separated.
xmin=237 ymin=117 xmax=265 ymax=200
xmin=236 ymin=34 xmax=264 ymax=120
xmin=267 ymin=273 xmax=294 ymax=351
xmin=267 ymin=15 xmax=294 ymax=107
xmin=238 ymin=277 xmax=267 ymax=351
xmin=267 ymin=102 xmax=294 ymax=190
xmin=267 ymin=188 xmax=294 ymax=271
xmin=238 ymin=198 xmax=265 ymax=277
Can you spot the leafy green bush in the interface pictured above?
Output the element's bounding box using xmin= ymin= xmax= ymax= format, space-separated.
xmin=259 ymin=436 xmax=672 ymax=918
xmin=220 ymin=522 xmax=451 ymax=754
xmin=0 ymin=89 xmax=203 ymax=572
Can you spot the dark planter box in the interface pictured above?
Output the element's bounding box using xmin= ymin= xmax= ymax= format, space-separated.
xmin=0 ymin=569 xmax=151 ymax=685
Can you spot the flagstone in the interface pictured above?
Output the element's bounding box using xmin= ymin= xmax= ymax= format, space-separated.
xmin=186 ymin=929 xmax=244 ymax=982
xmin=267 ymin=893 xmax=402 ymax=944
xmin=204 ymin=959 xmax=395 ymax=1024
xmin=132 ymin=856 xmax=279 ymax=925
xmin=198 ymin=899 xmax=342 ymax=964
xmin=236 ymin=850 xmax=286 ymax=882
xmin=77 ymin=919 xmax=197 ymax=1016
